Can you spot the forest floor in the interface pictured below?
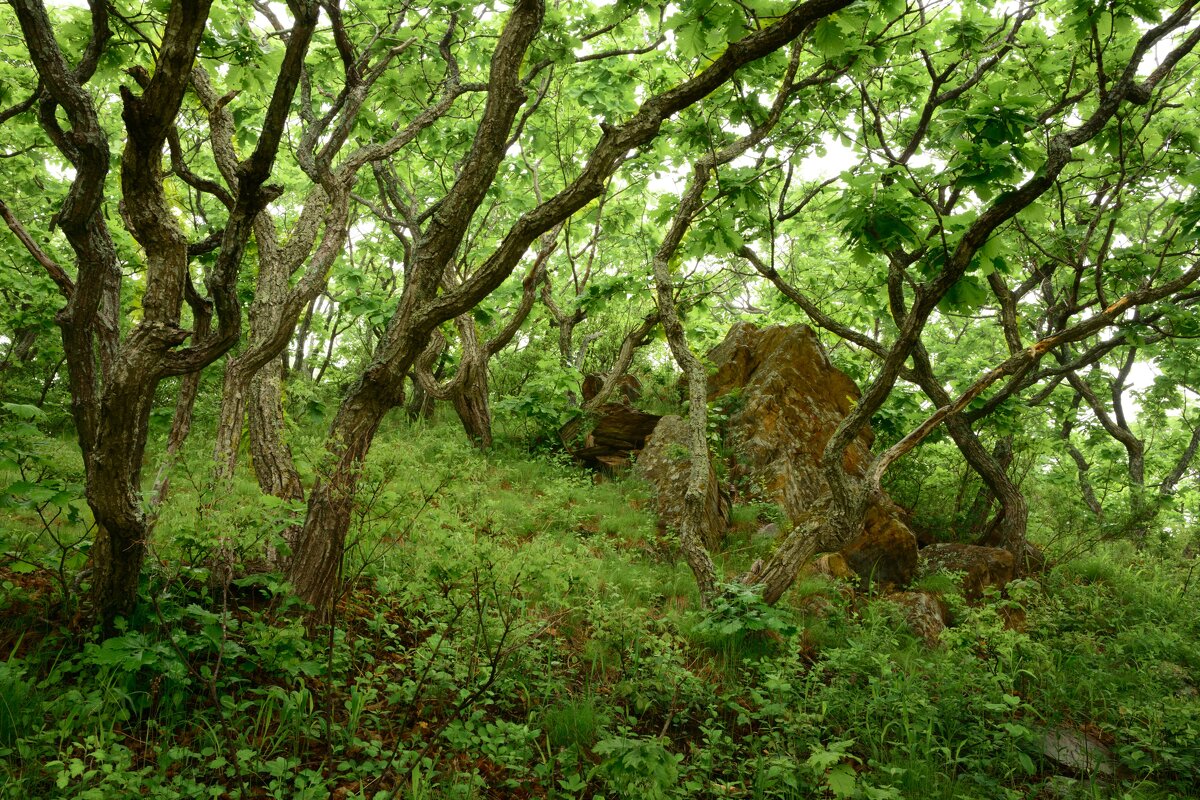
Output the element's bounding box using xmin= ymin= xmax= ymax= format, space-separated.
xmin=1 ymin=415 xmax=1198 ymax=799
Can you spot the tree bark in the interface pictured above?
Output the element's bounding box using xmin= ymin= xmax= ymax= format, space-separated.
xmin=248 ymin=356 xmax=305 ymax=501
xmin=292 ymin=296 xmax=317 ymax=377
xmin=906 ymin=346 xmax=1031 ymax=560
xmin=87 ymin=380 xmax=159 ymax=626
xmin=213 ymin=361 xmax=251 ymax=482
xmin=450 ymin=362 xmax=493 ymax=448
xmin=150 ymin=287 xmax=213 ymax=511
xmin=288 ymin=378 xmax=399 ymax=619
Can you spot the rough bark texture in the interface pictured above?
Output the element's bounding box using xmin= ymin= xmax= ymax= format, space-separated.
xmin=213 ymin=363 xmax=251 ymax=482
xmin=908 ymin=346 xmax=1031 ymax=564
xmin=248 ymin=357 xmax=304 ymax=501
xmin=636 ymin=415 xmax=731 ymax=551
xmin=415 ymin=232 xmax=559 ymax=449
xmin=449 ymin=362 xmax=494 ymax=449
xmin=289 ymin=0 xmax=551 ymax=619
xmin=203 ymin=1 xmax=462 ymax=494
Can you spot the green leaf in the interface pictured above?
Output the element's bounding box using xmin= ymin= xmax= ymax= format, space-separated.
xmin=1 ymin=403 xmax=46 ymax=421
xmin=827 ymin=764 xmax=857 ymax=797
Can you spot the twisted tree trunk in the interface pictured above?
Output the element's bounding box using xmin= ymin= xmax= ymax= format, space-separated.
xmin=248 ymin=357 xmax=304 ymax=501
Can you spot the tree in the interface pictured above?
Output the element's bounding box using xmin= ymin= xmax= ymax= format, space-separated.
xmin=731 ymin=0 xmax=1200 ymax=601
xmin=285 ymin=0 xmax=858 ymax=622
xmin=0 ymin=0 xmax=316 ymax=628
xmin=208 ymin=3 xmax=491 ymax=506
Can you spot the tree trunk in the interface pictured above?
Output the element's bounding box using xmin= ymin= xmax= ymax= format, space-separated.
xmin=941 ymin=421 xmax=1029 ymax=558
xmin=451 ymin=365 xmax=493 ymax=449
xmin=86 ymin=379 xmax=158 ymax=630
xmin=750 ymin=518 xmax=826 ymax=604
xmin=287 ymin=0 xmax=845 ymax=623
xmin=292 ymin=296 xmax=316 ymax=376
xmin=149 ymin=295 xmax=212 ymax=511
xmin=37 ymin=356 xmax=65 ymax=407
xmin=248 ymin=356 xmax=304 ymax=500
xmin=405 ymin=345 xmax=443 ymax=422
xmin=213 ymin=360 xmax=252 ymax=483
xmin=907 ymin=346 xmax=1032 ymax=563
xmin=288 ymin=378 xmax=398 ymax=620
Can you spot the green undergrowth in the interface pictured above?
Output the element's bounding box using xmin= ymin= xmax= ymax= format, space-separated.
xmin=1 ymin=416 xmax=1198 ymax=799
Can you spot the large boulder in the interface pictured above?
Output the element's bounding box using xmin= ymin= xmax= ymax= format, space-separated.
xmin=840 ymin=502 xmax=919 ymax=588
xmin=1041 ymin=727 xmax=1116 ymax=777
xmin=636 ymin=415 xmax=730 ymax=551
xmin=707 ymin=323 xmax=876 ymax=508
xmin=888 ymin=591 xmax=949 ymax=646
xmin=918 ymin=543 xmax=1015 ymax=600
xmin=567 ymin=402 xmax=662 ymax=472
xmin=706 ymin=323 xmax=918 ymax=585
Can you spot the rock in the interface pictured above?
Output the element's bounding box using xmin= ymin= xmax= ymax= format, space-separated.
xmin=635 ymin=415 xmax=730 ymax=551
xmin=807 ymin=553 xmax=854 ymax=580
xmin=566 ymin=403 xmax=662 ymax=472
xmin=707 ymin=323 xmax=876 ymax=513
xmin=753 ymin=522 xmax=781 ymax=542
xmin=1041 ymin=727 xmax=1115 ymax=777
xmin=706 ymin=323 xmax=918 ymax=585
xmin=840 ymin=502 xmax=919 ymax=588
xmin=918 ymin=543 xmax=1015 ymax=601
xmin=888 ymin=591 xmax=948 ymax=646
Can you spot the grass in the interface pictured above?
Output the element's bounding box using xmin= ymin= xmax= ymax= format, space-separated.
xmin=1 ymin=412 xmax=1198 ymax=799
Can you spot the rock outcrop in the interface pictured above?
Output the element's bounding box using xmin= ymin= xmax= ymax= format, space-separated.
xmin=706 ymin=323 xmax=918 ymax=585
xmin=841 ymin=502 xmax=920 ymax=587
xmin=807 ymin=552 xmax=854 ymax=580
xmin=567 ymin=403 xmax=662 ymax=473
xmin=888 ymin=591 xmax=949 ymax=646
xmin=918 ymin=543 xmax=1015 ymax=600
xmin=635 ymin=415 xmax=730 ymax=551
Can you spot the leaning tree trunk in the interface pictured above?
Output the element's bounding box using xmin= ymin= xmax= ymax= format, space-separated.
xmin=911 ymin=347 xmax=1032 ymax=563
xmin=653 ymin=275 xmax=719 ymax=605
xmin=288 ymin=0 xmax=857 ymax=623
xmin=961 ymin=438 xmax=1014 ymax=536
xmin=288 ymin=378 xmax=399 ymax=619
xmin=436 ymin=318 xmax=494 ymax=449
xmin=416 ymin=232 xmax=561 ymax=449
xmin=643 ymin=47 xmax=807 ymax=604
